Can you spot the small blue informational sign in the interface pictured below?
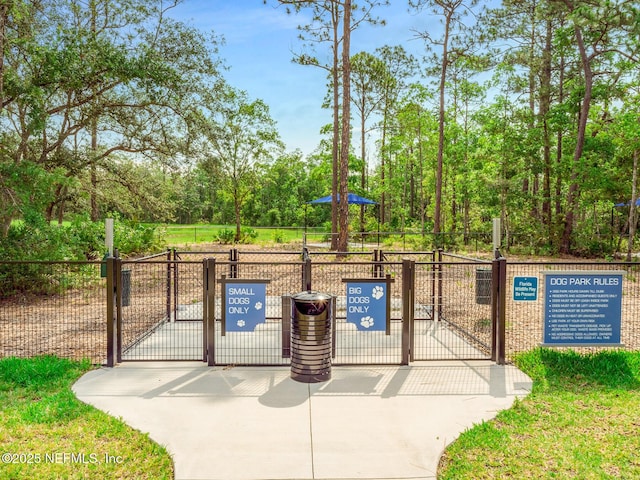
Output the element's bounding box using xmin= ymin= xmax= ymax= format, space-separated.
xmin=346 ymin=282 xmax=387 ymax=331
xmin=225 ymin=282 xmax=267 ymax=332
xmin=513 ymin=276 xmax=538 ymax=301
xmin=543 ymin=272 xmax=623 ymax=346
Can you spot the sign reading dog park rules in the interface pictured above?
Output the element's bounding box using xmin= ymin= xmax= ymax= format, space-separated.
xmin=225 ymin=283 xmax=267 ymax=332
xmin=543 ymin=272 xmax=623 ymax=346
xmin=346 ymin=282 xmax=387 ymax=331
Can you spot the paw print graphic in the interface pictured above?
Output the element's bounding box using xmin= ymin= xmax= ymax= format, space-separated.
xmin=236 ymin=319 xmax=246 ymax=328
xmin=254 ymin=301 xmax=263 ymax=310
xmin=360 ymin=316 xmax=374 ymax=329
xmin=372 ymin=285 xmax=384 ymax=300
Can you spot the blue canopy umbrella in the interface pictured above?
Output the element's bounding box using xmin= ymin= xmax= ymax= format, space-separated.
xmin=305 ymin=193 xmax=379 ymax=246
xmin=308 ymin=193 xmax=377 ymax=205
xmin=614 ymin=199 xmax=640 ymax=207
xmin=611 ymin=199 xmax=640 ymax=232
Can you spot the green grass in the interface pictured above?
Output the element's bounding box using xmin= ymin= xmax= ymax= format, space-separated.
xmin=438 ymin=348 xmax=640 ymax=479
xmin=0 ymin=356 xmax=173 ymax=479
xmin=160 ymin=224 xmax=306 ymax=246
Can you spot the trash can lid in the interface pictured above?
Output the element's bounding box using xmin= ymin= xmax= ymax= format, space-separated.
xmin=292 ymin=291 xmax=331 ymax=302
xmin=291 ymin=291 xmax=332 ymax=315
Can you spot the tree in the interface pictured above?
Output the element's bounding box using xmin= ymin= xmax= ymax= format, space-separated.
xmin=351 ymin=51 xmax=385 ymax=231
xmin=0 ymin=0 xmax=226 ymax=233
xmin=267 ymin=0 xmax=388 ymax=251
xmin=481 ymin=0 xmax=558 ymax=237
xmin=381 ymin=83 xmax=438 ymax=233
xmin=202 ymin=88 xmax=283 ymax=242
xmin=373 ymin=45 xmax=418 ymax=227
xmin=249 ymin=151 xmax=324 ymax=227
xmin=610 ymin=97 xmax=640 ymax=260
xmin=410 ymin=0 xmax=479 ymax=241
xmin=552 ymin=0 xmax=640 ymax=253
xmin=447 ymin=63 xmax=485 ymax=241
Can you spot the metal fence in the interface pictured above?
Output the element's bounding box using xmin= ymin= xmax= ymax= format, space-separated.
xmin=504 ymin=262 xmax=640 ymax=358
xmin=0 ymin=261 xmax=106 ymax=364
xmin=2 ymin=250 xmax=640 ymax=366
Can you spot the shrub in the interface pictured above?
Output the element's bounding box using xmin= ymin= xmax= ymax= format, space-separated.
xmin=215 ymin=228 xmax=235 ymax=244
xmin=272 ymin=229 xmax=285 ymax=243
xmin=0 ymin=215 xmax=163 ymax=297
xmin=67 ymin=216 xmax=105 ymax=259
xmin=239 ymin=227 xmax=258 ymax=244
xmin=113 ymin=220 xmax=163 ymax=255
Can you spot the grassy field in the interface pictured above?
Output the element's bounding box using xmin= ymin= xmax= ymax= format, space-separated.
xmin=0 ymin=356 xmax=173 ymax=479
xmin=160 ymin=224 xmax=308 ymax=246
xmin=438 ymin=348 xmax=640 ymax=479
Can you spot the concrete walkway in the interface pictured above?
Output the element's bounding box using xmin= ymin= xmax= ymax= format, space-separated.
xmin=73 ymin=362 xmax=532 ymax=480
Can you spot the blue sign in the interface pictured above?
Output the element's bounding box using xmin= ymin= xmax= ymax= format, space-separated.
xmin=513 ymin=276 xmax=538 ymax=301
xmin=543 ymin=272 xmax=623 ymax=345
xmin=346 ymin=282 xmax=387 ymax=331
xmin=225 ymin=283 xmax=267 ymax=332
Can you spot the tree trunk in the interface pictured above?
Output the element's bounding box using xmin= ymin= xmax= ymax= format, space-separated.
xmin=380 ymin=114 xmax=387 ymax=226
xmin=0 ymin=5 xmax=14 ymax=238
xmin=360 ymin=93 xmax=366 ymax=234
xmin=57 ymin=187 xmax=67 ymax=225
xmin=0 ymin=2 xmax=7 ymax=113
xmin=90 ymin=1 xmax=99 ymax=222
xmin=235 ymin=188 xmax=242 ymax=243
xmin=555 ymin=53 xmax=565 ymax=236
xmin=91 ymin=125 xmax=98 ymax=221
xmin=560 ymin=24 xmax=592 ymax=254
xmin=337 ymin=0 xmax=351 ymax=253
xmin=0 ymin=218 xmax=10 ymax=237
xmin=409 ymin=153 xmax=415 ymax=218
xmin=331 ymin=5 xmax=340 ymax=251
xmin=418 ymin=109 xmax=425 ymax=234
xmin=627 ymin=149 xmax=639 ymax=261
xmin=526 ymin=4 xmax=536 ymax=220
xmin=541 ymin=18 xmax=552 ymax=234
xmin=434 ymin=9 xmax=452 ymax=238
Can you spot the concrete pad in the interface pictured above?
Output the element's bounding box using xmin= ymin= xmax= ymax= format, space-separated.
xmin=73 ymin=362 xmax=532 ymax=480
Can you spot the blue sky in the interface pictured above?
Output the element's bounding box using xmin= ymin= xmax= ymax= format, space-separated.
xmin=168 ymin=1 xmax=448 ymax=157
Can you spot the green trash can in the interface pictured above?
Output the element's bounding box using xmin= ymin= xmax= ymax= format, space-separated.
xmin=475 ymin=268 xmax=492 ymax=305
xmin=100 ymin=253 xmax=109 ymax=278
xmin=290 ymin=291 xmax=332 ymax=383
xmin=121 ymin=269 xmax=131 ymax=307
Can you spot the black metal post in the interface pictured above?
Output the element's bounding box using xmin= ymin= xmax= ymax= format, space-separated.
xmin=497 ymin=257 xmax=507 ymax=365
xmin=331 ymin=295 xmax=337 ymax=359
xmin=372 ymin=249 xmax=384 ymax=278
xmin=437 ymin=249 xmax=443 ymax=322
xmin=106 ymin=256 xmax=115 ymax=367
xmin=205 ymin=258 xmax=216 ymax=366
xmin=491 ymin=258 xmax=499 ymax=362
xmin=302 ymin=256 xmax=312 ymax=292
xmin=114 ymin=257 xmax=123 ymax=363
xmin=166 ymin=248 xmax=172 ymax=322
xmin=282 ymin=295 xmax=291 ymax=358
xmin=173 ymin=249 xmax=179 ymax=322
xmin=230 ymin=248 xmax=238 ymax=279
xmin=491 ymin=255 xmax=507 ymax=364
xmin=401 ymin=259 xmax=414 ymax=365
xmin=430 ymin=250 xmax=436 ymax=321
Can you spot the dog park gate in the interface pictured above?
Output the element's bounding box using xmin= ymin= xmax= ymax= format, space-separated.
xmin=105 ymin=250 xmax=506 ymax=366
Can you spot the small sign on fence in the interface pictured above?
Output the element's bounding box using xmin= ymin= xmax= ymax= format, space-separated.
xmin=542 ymin=271 xmax=623 ymax=346
xmin=513 ymin=276 xmax=538 ymax=301
xmin=222 ymin=279 xmax=270 ymax=333
xmin=343 ymin=277 xmax=393 ymax=333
